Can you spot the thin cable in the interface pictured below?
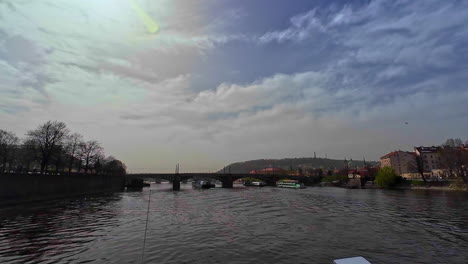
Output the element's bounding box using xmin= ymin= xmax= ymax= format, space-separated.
xmin=141 ymin=189 xmax=151 ymax=261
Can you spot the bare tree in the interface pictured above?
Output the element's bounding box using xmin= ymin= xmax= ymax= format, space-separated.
xmin=443 ymin=138 xmax=463 ymax=147
xmin=64 ymin=133 xmax=84 ymax=174
xmin=103 ymin=156 xmax=127 ymax=176
xmin=25 ymin=121 xmax=69 ymax=174
xmin=51 ymin=145 xmax=67 ymax=174
xmin=0 ymin=130 xmax=19 ymax=173
xmin=80 ymin=140 xmax=104 ymax=174
xmin=440 ymin=147 xmax=468 ymax=184
xmin=19 ymin=139 xmax=38 ymax=173
xmin=407 ymin=156 xmax=427 ymax=182
xmin=93 ymin=153 xmax=105 ymax=174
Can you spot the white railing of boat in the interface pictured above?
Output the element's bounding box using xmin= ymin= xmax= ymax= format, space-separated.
xmin=333 ymin=256 xmax=371 ymax=264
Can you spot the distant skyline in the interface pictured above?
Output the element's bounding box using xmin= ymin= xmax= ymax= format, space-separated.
xmin=1 ymin=0 xmax=467 ymax=172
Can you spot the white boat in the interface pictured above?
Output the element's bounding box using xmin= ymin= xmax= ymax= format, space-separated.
xmin=334 ymin=256 xmax=371 ymax=264
xmin=276 ymin=180 xmax=305 ymax=189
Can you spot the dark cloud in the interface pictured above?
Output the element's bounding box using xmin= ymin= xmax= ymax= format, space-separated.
xmin=250 ymin=0 xmax=468 ymax=114
xmin=19 ymin=73 xmax=55 ymax=97
xmin=1 ymin=35 xmax=44 ymax=66
xmin=0 ymin=104 xmax=27 ymax=114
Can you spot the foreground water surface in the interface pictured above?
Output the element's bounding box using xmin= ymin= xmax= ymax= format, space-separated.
xmin=0 ymin=184 xmax=467 ymax=264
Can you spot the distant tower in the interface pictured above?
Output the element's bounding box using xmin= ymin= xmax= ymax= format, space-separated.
xmin=325 ymin=153 xmax=327 ymax=159
xmin=314 ymin=152 xmax=316 ymax=158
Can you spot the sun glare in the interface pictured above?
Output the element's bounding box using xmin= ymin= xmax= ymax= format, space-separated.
xmin=128 ymin=0 xmax=159 ymax=34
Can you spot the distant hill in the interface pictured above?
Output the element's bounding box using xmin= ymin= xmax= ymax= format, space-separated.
xmin=218 ymin=157 xmax=378 ymax=174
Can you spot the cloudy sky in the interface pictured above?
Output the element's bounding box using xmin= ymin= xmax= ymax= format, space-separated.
xmin=1 ymin=0 xmax=467 ymax=172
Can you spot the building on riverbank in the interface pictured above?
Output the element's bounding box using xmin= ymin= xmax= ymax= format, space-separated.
xmin=380 ymin=151 xmax=417 ymax=178
xmin=380 ymin=145 xmax=466 ymax=179
xmin=414 ymin=146 xmax=443 ymax=173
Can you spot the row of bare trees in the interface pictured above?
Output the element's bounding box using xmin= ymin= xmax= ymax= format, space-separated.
xmin=0 ymin=121 xmax=126 ymax=175
xmin=0 ymin=130 xmax=19 ymax=173
xmin=408 ymin=138 xmax=468 ymax=183
xmin=442 ymin=138 xmax=468 ymax=148
xmin=439 ymin=138 xmax=468 ymax=184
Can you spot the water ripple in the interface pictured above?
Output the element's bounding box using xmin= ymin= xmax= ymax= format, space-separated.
xmin=1 ymin=186 xmax=467 ymax=263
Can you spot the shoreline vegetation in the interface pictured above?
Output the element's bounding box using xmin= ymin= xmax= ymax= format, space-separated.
xmin=320 ymin=177 xmax=468 ymax=192
xmin=0 ymin=120 xmax=127 ymax=176
xmin=393 ymin=180 xmax=468 ymax=192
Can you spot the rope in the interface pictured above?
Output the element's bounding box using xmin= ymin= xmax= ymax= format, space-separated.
xmin=141 ymin=189 xmax=151 ymax=261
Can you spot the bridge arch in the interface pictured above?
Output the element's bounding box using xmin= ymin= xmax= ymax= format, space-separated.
xmin=126 ymin=173 xmax=312 ymax=190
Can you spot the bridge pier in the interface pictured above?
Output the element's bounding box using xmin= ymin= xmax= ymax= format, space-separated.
xmin=173 ymin=174 xmax=181 ymax=191
xmin=222 ymin=174 xmax=233 ymax=188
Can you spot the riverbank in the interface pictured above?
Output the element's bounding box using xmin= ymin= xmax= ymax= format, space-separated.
xmin=320 ymin=179 xmax=468 ymax=192
xmin=393 ymin=182 xmax=468 ymax=192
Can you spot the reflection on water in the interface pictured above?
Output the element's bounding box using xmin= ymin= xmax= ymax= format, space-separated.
xmin=1 ymin=184 xmax=467 ymax=264
xmin=0 ymin=194 xmax=123 ymax=264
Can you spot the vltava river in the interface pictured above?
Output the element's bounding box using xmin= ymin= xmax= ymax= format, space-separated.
xmin=1 ymin=184 xmax=467 ymax=264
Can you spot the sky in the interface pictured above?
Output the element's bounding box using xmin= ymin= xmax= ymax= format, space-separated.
xmin=1 ymin=0 xmax=467 ymax=172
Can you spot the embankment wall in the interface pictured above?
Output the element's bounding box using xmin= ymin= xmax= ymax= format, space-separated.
xmin=0 ymin=173 xmax=125 ymax=205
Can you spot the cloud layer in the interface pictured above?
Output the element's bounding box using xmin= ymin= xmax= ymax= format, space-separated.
xmin=1 ymin=0 xmax=467 ymax=172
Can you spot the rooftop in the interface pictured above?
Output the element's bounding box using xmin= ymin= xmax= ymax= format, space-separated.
xmin=380 ymin=151 xmax=397 ymax=159
xmin=380 ymin=150 xmax=414 ymax=159
xmin=415 ymin=146 xmax=442 ymax=153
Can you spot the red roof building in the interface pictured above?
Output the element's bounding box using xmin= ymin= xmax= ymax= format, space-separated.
xmin=380 ymin=150 xmax=417 ymax=177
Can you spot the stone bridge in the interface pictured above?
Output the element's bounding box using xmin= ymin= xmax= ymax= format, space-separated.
xmin=125 ymin=173 xmax=311 ymax=191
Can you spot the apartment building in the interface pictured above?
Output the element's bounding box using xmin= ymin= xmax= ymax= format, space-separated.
xmin=414 ymin=146 xmax=442 ymax=172
xmin=380 ymin=151 xmax=417 ymax=177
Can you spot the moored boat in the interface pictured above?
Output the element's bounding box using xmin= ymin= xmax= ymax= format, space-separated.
xmin=192 ymin=180 xmax=215 ymax=189
xmin=276 ymin=180 xmax=305 ymax=189
xmin=243 ymin=181 xmax=266 ymax=187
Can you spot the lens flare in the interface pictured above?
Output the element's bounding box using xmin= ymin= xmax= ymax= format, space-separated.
xmin=129 ymin=0 xmax=159 ymax=34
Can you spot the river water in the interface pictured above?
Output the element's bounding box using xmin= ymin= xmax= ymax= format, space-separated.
xmin=0 ymin=184 xmax=467 ymax=264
